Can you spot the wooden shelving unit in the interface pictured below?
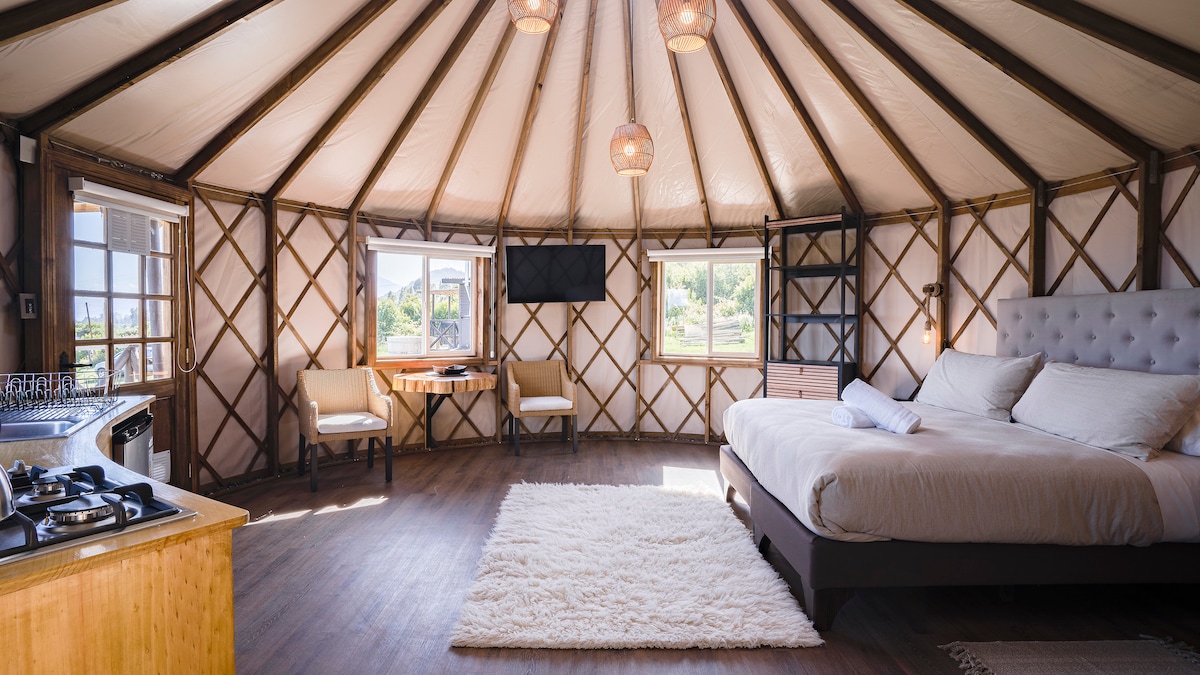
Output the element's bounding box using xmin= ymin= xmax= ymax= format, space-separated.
xmin=763 ymin=210 xmax=861 ymax=400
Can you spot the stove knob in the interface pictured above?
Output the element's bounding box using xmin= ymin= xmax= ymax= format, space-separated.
xmin=9 ymin=460 xmax=27 ymax=476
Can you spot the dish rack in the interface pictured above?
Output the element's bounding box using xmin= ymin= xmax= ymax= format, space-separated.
xmin=0 ymin=372 xmax=118 ymax=421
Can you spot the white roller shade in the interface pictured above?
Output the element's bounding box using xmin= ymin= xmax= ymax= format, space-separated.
xmin=69 ymin=177 xmax=189 ymax=223
xmin=365 ymin=237 xmax=494 ymax=259
xmin=645 ymin=247 xmax=764 ymax=262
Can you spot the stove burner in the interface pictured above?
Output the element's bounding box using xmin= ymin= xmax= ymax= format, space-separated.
xmin=30 ymin=477 xmax=66 ymax=498
xmin=45 ymin=494 xmax=117 ymax=526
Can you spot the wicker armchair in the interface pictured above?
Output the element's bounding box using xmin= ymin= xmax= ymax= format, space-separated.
xmin=505 ymin=360 xmax=578 ymax=455
xmin=296 ymin=368 xmax=395 ymax=492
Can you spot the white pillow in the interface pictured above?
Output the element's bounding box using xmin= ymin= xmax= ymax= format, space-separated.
xmin=1166 ymin=407 xmax=1200 ymax=457
xmin=1012 ymin=363 xmax=1200 ymax=461
xmin=915 ymin=349 xmax=1043 ymax=421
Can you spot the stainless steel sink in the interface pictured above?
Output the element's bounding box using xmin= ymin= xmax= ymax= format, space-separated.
xmin=0 ymin=418 xmax=85 ymax=441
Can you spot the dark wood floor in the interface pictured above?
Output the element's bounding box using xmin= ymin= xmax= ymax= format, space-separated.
xmin=218 ymin=439 xmax=1200 ymax=674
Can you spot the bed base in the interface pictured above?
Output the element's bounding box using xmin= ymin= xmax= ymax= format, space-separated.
xmin=721 ymin=445 xmax=1200 ymax=631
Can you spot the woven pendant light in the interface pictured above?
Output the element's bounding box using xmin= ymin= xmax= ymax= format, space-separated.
xmin=658 ymin=0 xmax=716 ymax=53
xmin=610 ymin=123 xmax=654 ymax=176
xmin=508 ymin=0 xmax=558 ymax=34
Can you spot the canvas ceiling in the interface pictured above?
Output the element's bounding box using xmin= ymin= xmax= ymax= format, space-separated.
xmin=1 ymin=0 xmax=1199 ymax=230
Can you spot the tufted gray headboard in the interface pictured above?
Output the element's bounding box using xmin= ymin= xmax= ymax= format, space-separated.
xmin=996 ymin=288 xmax=1200 ymax=376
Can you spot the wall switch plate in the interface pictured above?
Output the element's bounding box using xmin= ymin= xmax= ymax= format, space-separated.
xmin=18 ymin=136 xmax=36 ymax=164
xmin=18 ymin=293 xmax=36 ymax=319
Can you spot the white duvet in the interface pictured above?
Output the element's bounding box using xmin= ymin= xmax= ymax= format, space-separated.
xmin=723 ymin=398 xmax=1200 ymax=545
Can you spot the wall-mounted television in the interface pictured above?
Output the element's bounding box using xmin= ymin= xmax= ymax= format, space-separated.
xmin=505 ymin=245 xmax=606 ymax=304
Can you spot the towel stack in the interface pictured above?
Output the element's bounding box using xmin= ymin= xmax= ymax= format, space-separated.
xmin=831 ymin=379 xmax=921 ymax=434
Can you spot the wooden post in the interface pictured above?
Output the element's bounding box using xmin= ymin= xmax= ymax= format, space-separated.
xmin=265 ymin=196 xmax=280 ymax=476
xmin=1137 ymin=151 xmax=1163 ymax=291
xmin=937 ymin=201 xmax=951 ymax=352
xmin=1030 ymin=180 xmax=1047 ymax=296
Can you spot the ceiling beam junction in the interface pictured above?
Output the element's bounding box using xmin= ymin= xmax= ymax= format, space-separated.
xmin=266 ymin=0 xmax=452 ymax=201
xmin=895 ymin=0 xmax=1156 ymax=161
xmin=1011 ymin=0 xmax=1200 ymax=86
xmin=348 ymin=0 xmax=498 ymax=217
xmin=176 ymin=0 xmax=403 ymax=183
xmin=725 ymin=0 xmax=863 ymax=213
xmin=425 ymin=22 xmax=517 ymax=239
xmin=817 ymin=0 xmax=1042 ymax=190
xmin=20 ymin=0 xmax=282 ymax=135
xmin=0 ymin=0 xmax=129 ymax=49
xmin=764 ymin=0 xmax=948 ymax=207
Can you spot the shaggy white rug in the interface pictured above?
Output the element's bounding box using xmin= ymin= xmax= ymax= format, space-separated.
xmin=451 ymin=483 xmax=822 ymax=649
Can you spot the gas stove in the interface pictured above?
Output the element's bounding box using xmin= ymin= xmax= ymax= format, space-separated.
xmin=1 ymin=461 xmax=192 ymax=563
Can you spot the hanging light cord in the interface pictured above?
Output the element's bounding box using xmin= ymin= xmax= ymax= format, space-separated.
xmin=176 ymin=215 xmax=198 ymax=374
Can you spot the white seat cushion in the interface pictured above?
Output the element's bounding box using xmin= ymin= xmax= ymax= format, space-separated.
xmin=317 ymin=412 xmax=387 ymax=434
xmin=519 ymin=396 xmax=574 ymax=413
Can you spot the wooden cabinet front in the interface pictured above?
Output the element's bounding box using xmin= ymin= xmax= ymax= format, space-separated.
xmin=765 ymin=362 xmax=841 ymax=400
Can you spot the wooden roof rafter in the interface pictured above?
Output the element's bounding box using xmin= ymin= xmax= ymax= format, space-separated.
xmin=815 ymin=0 xmax=1041 ymax=190
xmin=266 ymin=0 xmax=452 ymax=201
xmin=663 ymin=50 xmax=715 ymax=244
xmin=424 ymin=21 xmax=518 ymax=239
xmin=566 ymin=0 xmax=601 ymax=242
xmin=20 ymin=0 xmax=282 ymax=135
xmin=1010 ymin=0 xmax=1200 ymax=86
xmin=348 ymin=0 xmax=498 ymax=217
xmin=0 ymin=0 xmax=129 ymax=49
xmin=725 ymin=0 xmax=862 ymax=214
xmin=707 ymin=36 xmax=785 ymax=220
xmin=763 ymin=0 xmax=948 ymax=207
xmin=894 ymin=0 xmax=1156 ymax=161
xmin=175 ymin=0 xmax=404 ymax=183
xmin=496 ymin=0 xmax=571 ymax=235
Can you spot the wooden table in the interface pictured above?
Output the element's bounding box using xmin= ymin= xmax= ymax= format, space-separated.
xmin=394 ymin=371 xmax=498 ymax=448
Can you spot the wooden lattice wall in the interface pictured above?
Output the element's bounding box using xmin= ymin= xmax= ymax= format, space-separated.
xmin=187 ymin=159 xmax=1200 ymax=490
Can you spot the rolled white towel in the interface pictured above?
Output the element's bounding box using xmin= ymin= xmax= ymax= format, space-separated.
xmin=841 ymin=379 xmax=921 ymax=434
xmin=831 ymin=405 xmax=876 ymax=429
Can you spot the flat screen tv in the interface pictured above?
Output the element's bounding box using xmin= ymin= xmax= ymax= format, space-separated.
xmin=506 ymin=245 xmax=606 ymax=304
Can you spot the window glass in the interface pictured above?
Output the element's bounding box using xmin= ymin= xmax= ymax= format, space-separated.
xmin=661 ymin=261 xmax=707 ymax=356
xmin=145 ymin=257 xmax=170 ymax=295
xmin=372 ymin=249 xmax=480 ymax=360
xmin=72 ymin=200 xmax=175 ymax=386
xmin=74 ymin=296 xmax=108 ymax=339
xmin=145 ymin=343 xmax=172 ymax=381
xmin=113 ymin=344 xmax=143 ymax=384
xmin=149 ymin=219 xmax=171 ymax=253
xmin=75 ymin=345 xmax=108 ymax=380
xmin=658 ymin=257 xmax=758 ymax=359
xmin=74 ymin=247 xmax=107 ymax=292
xmin=112 ymin=252 xmax=141 ymax=294
xmin=112 ymin=298 xmax=141 ymax=338
xmin=145 ymin=300 xmax=172 ymax=338
xmin=73 ymin=205 xmax=105 ymax=243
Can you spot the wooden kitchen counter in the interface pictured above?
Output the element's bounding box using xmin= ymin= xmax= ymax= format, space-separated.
xmin=0 ymin=396 xmax=247 ymax=672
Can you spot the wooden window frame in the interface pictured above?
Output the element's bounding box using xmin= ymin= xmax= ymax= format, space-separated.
xmin=649 ymin=250 xmax=763 ymax=365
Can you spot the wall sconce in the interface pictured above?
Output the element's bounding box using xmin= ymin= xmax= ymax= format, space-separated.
xmin=921 ymin=282 xmax=943 ymax=345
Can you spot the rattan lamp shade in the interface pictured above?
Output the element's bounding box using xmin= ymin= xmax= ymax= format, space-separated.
xmin=657 ymin=0 xmax=716 ymax=53
xmin=508 ymin=0 xmax=558 ymax=34
xmin=609 ymin=123 xmax=654 ymax=176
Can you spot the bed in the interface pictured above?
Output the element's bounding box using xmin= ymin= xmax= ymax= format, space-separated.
xmin=721 ymin=288 xmax=1200 ymax=630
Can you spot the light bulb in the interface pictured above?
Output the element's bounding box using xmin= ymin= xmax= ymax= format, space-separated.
xmin=680 ymin=8 xmax=695 ymax=24
xmin=528 ymin=0 xmax=540 ymax=9
xmin=624 ymin=143 xmax=635 ymax=156
xmin=922 ymin=320 xmax=932 ymax=345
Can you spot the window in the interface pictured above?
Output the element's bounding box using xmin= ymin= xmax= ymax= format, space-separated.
xmin=367 ymin=238 xmax=494 ymax=362
xmin=71 ymin=202 xmax=176 ymax=385
xmin=649 ymin=248 xmax=762 ymax=360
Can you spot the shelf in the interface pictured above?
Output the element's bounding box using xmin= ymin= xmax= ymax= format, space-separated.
xmin=778 ymin=264 xmax=858 ymax=279
xmin=767 ymin=359 xmax=857 ymax=368
xmin=770 ymin=313 xmax=858 ymax=324
xmin=764 ymin=213 xmax=845 ymax=232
